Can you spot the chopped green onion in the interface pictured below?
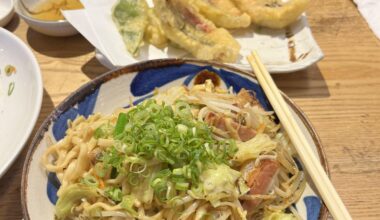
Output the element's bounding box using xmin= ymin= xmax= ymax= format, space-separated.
xmin=101 ymin=148 xmax=124 ymax=172
xmin=81 ymin=174 xmax=98 ymax=187
xmin=175 ymin=182 xmax=189 ymax=191
xmin=113 ymin=113 xmax=127 ymax=137
xmin=151 ymin=177 xmax=168 ymax=201
xmin=104 ymin=187 xmax=123 ymax=202
xmin=172 ymin=168 xmax=183 ymax=176
xmin=129 ymin=161 xmax=146 ymax=174
xmin=132 ymin=109 xmax=150 ymax=125
xmin=155 ymin=168 xmax=171 ymax=178
xmin=176 ymin=124 xmax=188 ymax=134
xmin=97 ymin=99 xmax=237 ymax=204
xmin=94 ymin=123 xmax=113 ymax=139
xmin=127 ymin=173 xmax=139 ymax=186
xmin=189 ymin=184 xmax=203 ymax=198
xmin=174 ymin=100 xmax=192 ymax=118
xmin=7 ymin=82 xmax=15 ymax=96
xmin=151 ymin=178 xmax=165 ymax=189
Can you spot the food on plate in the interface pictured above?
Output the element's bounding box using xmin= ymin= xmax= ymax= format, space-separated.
xmin=232 ymin=0 xmax=309 ymax=29
xmin=8 ymin=82 xmax=15 ymax=96
xmin=42 ymin=78 xmax=306 ymax=219
xmin=194 ymin=0 xmax=251 ymax=29
xmin=111 ymin=0 xmax=309 ymax=62
xmin=2 ymin=64 xmax=16 ymax=96
xmin=4 ymin=64 xmax=16 ymax=76
xmin=144 ymin=9 xmax=169 ymax=49
xmin=112 ymin=0 xmax=149 ymax=56
xmin=154 ymin=0 xmax=240 ymax=62
xmin=26 ymin=0 xmax=84 ymax=21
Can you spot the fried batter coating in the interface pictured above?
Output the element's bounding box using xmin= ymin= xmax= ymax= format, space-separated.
xmin=232 ymin=0 xmax=309 ymax=29
xmin=195 ymin=0 xmax=251 ymax=29
xmin=154 ymin=0 xmax=240 ymax=62
xmin=112 ymin=0 xmax=149 ymax=56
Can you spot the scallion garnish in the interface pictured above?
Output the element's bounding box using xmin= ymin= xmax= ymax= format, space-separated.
xmin=113 ymin=112 xmax=127 ymax=137
xmin=98 ymin=99 xmax=237 ymax=203
xmin=81 ymin=174 xmax=98 ymax=187
xmin=8 ymin=82 xmax=15 ymax=96
xmin=104 ymin=186 xmax=123 ymax=202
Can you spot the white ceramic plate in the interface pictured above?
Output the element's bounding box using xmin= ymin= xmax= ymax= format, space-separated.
xmin=0 ymin=28 xmax=43 ymax=178
xmin=22 ymin=59 xmax=328 ymax=220
xmin=96 ymin=15 xmax=324 ymax=73
xmin=63 ymin=0 xmax=323 ymax=73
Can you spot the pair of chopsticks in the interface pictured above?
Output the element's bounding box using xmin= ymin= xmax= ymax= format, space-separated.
xmin=247 ymin=51 xmax=352 ymax=220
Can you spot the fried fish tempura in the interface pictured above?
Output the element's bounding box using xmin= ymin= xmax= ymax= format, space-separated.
xmin=232 ymin=0 xmax=309 ymax=29
xmin=144 ymin=9 xmax=168 ymax=49
xmin=154 ymin=0 xmax=240 ymax=62
xmin=194 ymin=0 xmax=251 ymax=29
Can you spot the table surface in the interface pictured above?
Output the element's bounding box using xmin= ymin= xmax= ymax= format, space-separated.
xmin=1 ymin=0 xmax=380 ymax=219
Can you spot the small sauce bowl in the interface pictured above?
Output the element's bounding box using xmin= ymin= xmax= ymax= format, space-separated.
xmin=14 ymin=0 xmax=78 ymax=37
xmin=0 ymin=0 xmax=15 ymax=27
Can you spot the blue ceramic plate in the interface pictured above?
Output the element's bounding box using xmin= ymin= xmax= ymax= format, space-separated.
xmin=21 ymin=59 xmax=329 ymax=220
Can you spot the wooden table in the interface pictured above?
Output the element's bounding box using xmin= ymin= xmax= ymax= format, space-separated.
xmin=1 ymin=0 xmax=379 ymax=219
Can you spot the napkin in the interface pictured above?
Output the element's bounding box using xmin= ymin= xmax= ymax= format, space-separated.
xmin=354 ymin=0 xmax=380 ymax=40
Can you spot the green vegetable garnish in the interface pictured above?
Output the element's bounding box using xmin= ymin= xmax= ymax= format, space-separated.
xmin=101 ymin=147 xmax=124 ymax=172
xmin=98 ymin=99 xmax=237 ymax=202
xmin=105 ymin=186 xmax=123 ymax=202
xmin=113 ymin=112 xmax=127 ymax=137
xmin=94 ymin=123 xmax=113 ymax=139
xmin=8 ymin=82 xmax=15 ymax=96
xmin=81 ymin=174 xmax=98 ymax=187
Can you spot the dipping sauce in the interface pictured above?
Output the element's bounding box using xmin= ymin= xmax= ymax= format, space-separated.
xmin=29 ymin=0 xmax=84 ymax=21
xmin=194 ymin=70 xmax=220 ymax=87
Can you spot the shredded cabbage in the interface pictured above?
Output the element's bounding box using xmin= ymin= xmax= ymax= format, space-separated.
xmin=263 ymin=209 xmax=298 ymax=220
xmin=55 ymin=184 xmax=98 ymax=219
xmin=200 ymin=164 xmax=241 ymax=206
xmin=233 ymin=133 xmax=277 ymax=163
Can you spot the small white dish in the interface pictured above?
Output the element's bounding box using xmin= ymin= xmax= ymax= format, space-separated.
xmin=14 ymin=0 xmax=78 ymax=37
xmin=0 ymin=27 xmax=43 ymax=178
xmin=0 ymin=0 xmax=15 ymax=27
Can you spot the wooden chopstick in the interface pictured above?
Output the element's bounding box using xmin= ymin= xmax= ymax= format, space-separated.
xmin=247 ymin=51 xmax=352 ymax=220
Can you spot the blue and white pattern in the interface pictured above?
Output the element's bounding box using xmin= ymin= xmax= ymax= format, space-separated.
xmin=31 ymin=62 xmax=323 ymax=220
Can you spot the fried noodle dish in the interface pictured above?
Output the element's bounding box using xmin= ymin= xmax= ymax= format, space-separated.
xmin=42 ymin=80 xmax=306 ymax=220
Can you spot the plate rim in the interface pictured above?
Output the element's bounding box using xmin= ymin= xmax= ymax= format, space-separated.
xmin=0 ymin=27 xmax=43 ymax=178
xmin=21 ymin=58 xmax=329 ymax=219
xmin=95 ymin=49 xmax=325 ymax=74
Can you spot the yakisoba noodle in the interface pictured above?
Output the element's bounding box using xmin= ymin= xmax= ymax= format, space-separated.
xmin=42 ymin=79 xmax=305 ymax=220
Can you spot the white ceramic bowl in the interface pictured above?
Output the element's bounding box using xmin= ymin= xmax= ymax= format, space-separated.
xmin=0 ymin=0 xmax=15 ymax=27
xmin=14 ymin=0 xmax=78 ymax=37
xmin=0 ymin=27 xmax=43 ymax=178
